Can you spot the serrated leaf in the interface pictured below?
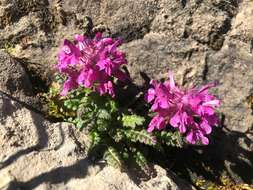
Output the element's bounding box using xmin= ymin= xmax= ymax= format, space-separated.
xmin=122 ymin=149 xmax=129 ymax=160
xmin=97 ymin=109 xmax=111 ymax=120
xmin=133 ymin=151 xmax=149 ymax=172
xmin=64 ymin=99 xmax=80 ymax=109
xmin=124 ymin=129 xmax=157 ymax=145
xmin=72 ymin=118 xmax=88 ymax=130
xmin=96 ymin=119 xmax=109 ymax=132
xmin=76 ymin=120 xmax=87 ymax=130
xmin=122 ymin=114 xmax=145 ymax=128
xmin=103 ymin=146 xmax=122 ymax=169
xmin=89 ymin=131 xmax=102 ymax=150
xmin=82 ymin=88 xmax=93 ymax=95
xmin=80 ymin=96 xmax=90 ymax=104
xmin=111 ymin=129 xmax=125 ymax=142
xmin=106 ymin=100 xmax=118 ymax=113
xmin=160 ymin=131 xmax=183 ymax=148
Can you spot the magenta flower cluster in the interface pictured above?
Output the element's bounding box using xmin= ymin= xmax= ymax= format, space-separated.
xmin=145 ymin=73 xmax=220 ymax=145
xmin=56 ymin=33 xmax=221 ymax=145
xmin=56 ymin=33 xmax=128 ymax=97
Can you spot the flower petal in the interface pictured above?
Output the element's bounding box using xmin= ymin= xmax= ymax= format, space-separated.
xmin=203 ymin=99 xmax=221 ymax=107
xmin=186 ymin=131 xmax=196 ymax=144
xmin=200 ymin=119 xmax=212 ymax=134
xmin=168 ymin=72 xmax=175 ymax=89
xmin=170 ymin=111 xmax=180 ymax=128
xmin=145 ymin=88 xmax=155 ymax=103
xmin=200 ymin=135 xmax=209 ymax=145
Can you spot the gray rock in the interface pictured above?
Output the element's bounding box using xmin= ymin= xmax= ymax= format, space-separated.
xmin=207 ymin=40 xmax=253 ymax=133
xmin=0 ymin=50 xmax=39 ymax=107
xmin=0 ymin=0 xmax=238 ymax=88
xmin=0 ymin=0 xmax=252 ymax=187
xmin=140 ymin=165 xmax=195 ymax=190
xmin=0 ymin=93 xmax=85 ymax=189
xmin=0 ymin=94 xmax=194 ymax=190
xmin=0 ymin=49 xmax=45 ymax=113
xmin=122 ymin=0 xmax=253 ymax=184
xmin=0 ymin=169 xmax=16 ymax=190
xmin=0 ymin=50 xmax=32 ymax=95
xmin=203 ymin=1 xmax=253 ymax=183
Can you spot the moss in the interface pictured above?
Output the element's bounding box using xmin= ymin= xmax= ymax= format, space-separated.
xmin=3 ymin=42 xmax=16 ymax=55
xmin=195 ymin=175 xmax=253 ymax=190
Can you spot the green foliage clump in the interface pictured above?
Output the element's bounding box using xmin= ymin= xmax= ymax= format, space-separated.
xmin=44 ymin=76 xmax=184 ymax=172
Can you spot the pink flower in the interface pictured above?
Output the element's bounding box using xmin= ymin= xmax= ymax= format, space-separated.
xmin=146 ymin=73 xmax=220 ymax=145
xmin=56 ymin=33 xmax=128 ymax=96
xmin=97 ymin=81 xmax=115 ymax=97
xmin=60 ymin=75 xmax=78 ymax=96
xmin=148 ymin=114 xmax=166 ymax=132
xmin=58 ymin=40 xmax=81 ymax=73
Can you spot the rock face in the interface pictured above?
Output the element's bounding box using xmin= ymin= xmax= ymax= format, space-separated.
xmin=0 ymin=94 xmax=194 ymax=189
xmin=0 ymin=50 xmax=41 ymax=109
xmin=0 ymin=0 xmax=253 ymax=188
xmin=0 ymin=93 xmax=86 ymax=189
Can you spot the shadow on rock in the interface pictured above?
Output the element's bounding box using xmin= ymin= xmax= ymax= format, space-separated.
xmin=7 ymin=157 xmax=90 ymax=190
xmin=0 ymin=95 xmax=49 ymax=169
xmin=167 ymin=115 xmax=253 ymax=185
xmin=0 ymin=93 xmax=67 ymax=171
xmin=124 ymin=71 xmax=253 ymax=185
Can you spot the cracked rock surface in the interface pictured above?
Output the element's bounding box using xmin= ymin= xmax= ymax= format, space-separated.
xmin=0 ymin=93 xmax=194 ymax=190
xmin=0 ymin=0 xmax=253 ymax=189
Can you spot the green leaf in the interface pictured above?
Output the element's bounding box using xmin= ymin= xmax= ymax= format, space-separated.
xmin=111 ymin=129 xmax=125 ymax=142
xmin=97 ymin=109 xmax=111 ymax=120
xmin=76 ymin=119 xmax=87 ymax=130
xmin=72 ymin=118 xmax=89 ymax=130
xmin=122 ymin=114 xmax=145 ymax=128
xmin=103 ymin=146 xmax=122 ymax=169
xmin=89 ymin=131 xmax=102 ymax=150
xmin=96 ymin=119 xmax=109 ymax=132
xmin=80 ymin=96 xmax=90 ymax=104
xmin=124 ymin=129 xmax=157 ymax=146
xmin=122 ymin=149 xmax=129 ymax=160
xmin=133 ymin=151 xmax=149 ymax=172
xmin=106 ymin=100 xmax=118 ymax=113
xmin=83 ymin=88 xmax=93 ymax=95
xmin=64 ymin=99 xmax=80 ymax=109
xmin=160 ymin=131 xmax=183 ymax=148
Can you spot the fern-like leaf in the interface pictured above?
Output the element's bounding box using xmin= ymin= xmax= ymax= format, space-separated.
xmin=111 ymin=129 xmax=125 ymax=142
xmin=74 ymin=118 xmax=88 ymax=130
xmin=64 ymin=99 xmax=80 ymax=111
xmin=133 ymin=151 xmax=149 ymax=173
xmin=97 ymin=109 xmax=111 ymax=120
xmin=160 ymin=131 xmax=183 ymax=148
xmin=89 ymin=131 xmax=102 ymax=150
xmin=103 ymin=146 xmax=122 ymax=169
xmin=124 ymin=129 xmax=157 ymax=145
xmin=96 ymin=118 xmax=109 ymax=132
xmin=122 ymin=114 xmax=145 ymax=128
xmin=106 ymin=99 xmax=118 ymax=113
